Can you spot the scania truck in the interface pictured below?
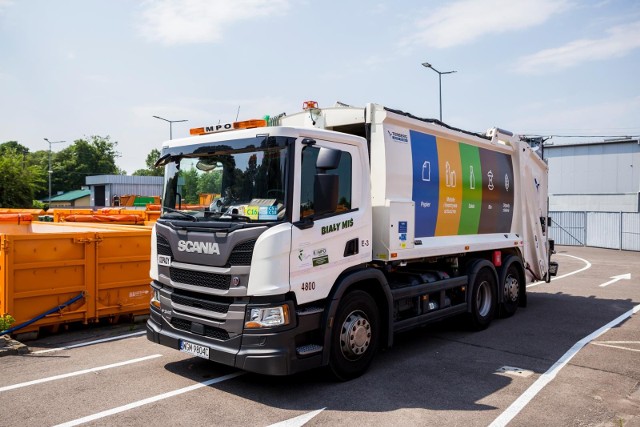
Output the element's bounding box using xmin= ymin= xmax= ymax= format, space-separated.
xmin=146 ymin=102 xmax=558 ymax=379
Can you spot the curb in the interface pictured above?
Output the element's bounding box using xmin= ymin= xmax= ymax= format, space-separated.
xmin=0 ymin=335 xmax=30 ymax=357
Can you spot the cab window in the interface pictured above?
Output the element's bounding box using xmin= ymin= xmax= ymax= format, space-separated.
xmin=300 ymin=146 xmax=352 ymax=218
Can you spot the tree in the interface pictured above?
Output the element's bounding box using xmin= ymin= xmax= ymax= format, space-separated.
xmin=0 ymin=146 xmax=36 ymax=208
xmin=197 ymin=170 xmax=221 ymax=195
xmin=27 ymin=150 xmax=50 ymax=199
xmin=53 ymin=136 xmax=121 ymax=193
xmin=181 ymin=168 xmax=199 ymax=204
xmin=0 ymin=141 xmax=29 ymax=157
xmin=132 ymin=148 xmax=163 ymax=176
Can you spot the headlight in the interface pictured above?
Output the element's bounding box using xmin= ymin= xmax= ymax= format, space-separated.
xmin=245 ymin=305 xmax=290 ymax=329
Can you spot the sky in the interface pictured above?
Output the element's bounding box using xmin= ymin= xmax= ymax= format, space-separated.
xmin=1 ymin=0 xmax=639 ymax=175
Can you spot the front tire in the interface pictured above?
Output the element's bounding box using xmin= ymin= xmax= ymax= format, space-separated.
xmin=328 ymin=290 xmax=379 ymax=381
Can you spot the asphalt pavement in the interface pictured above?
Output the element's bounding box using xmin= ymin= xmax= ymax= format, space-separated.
xmin=0 ymin=246 xmax=638 ymax=427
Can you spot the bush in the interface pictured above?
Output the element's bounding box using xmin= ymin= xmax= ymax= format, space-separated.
xmin=0 ymin=314 xmax=15 ymax=332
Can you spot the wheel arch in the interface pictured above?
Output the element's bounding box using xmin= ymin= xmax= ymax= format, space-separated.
xmin=320 ymin=267 xmax=393 ymax=366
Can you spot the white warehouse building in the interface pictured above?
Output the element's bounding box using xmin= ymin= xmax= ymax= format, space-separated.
xmin=85 ymin=175 xmax=163 ymax=207
xmin=545 ymin=138 xmax=640 ymax=213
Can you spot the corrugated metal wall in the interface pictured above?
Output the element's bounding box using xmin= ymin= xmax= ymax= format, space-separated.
xmin=108 ymin=183 xmax=163 ymax=197
xmin=622 ymin=213 xmax=640 ymax=251
xmin=85 ymin=175 xmax=163 ymax=206
xmin=549 ymin=211 xmax=640 ymax=251
xmin=549 ymin=212 xmax=586 ymax=245
xmin=587 ymin=212 xmax=621 ymax=249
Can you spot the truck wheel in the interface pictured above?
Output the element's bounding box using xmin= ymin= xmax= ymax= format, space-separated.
xmin=499 ymin=257 xmax=522 ymax=318
xmin=469 ymin=267 xmax=497 ymax=330
xmin=329 ymin=290 xmax=379 ymax=381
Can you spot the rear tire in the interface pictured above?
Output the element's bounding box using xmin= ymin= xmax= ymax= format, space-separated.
xmin=469 ymin=266 xmax=497 ymax=330
xmin=328 ymin=290 xmax=379 ymax=381
xmin=499 ymin=257 xmax=522 ymax=317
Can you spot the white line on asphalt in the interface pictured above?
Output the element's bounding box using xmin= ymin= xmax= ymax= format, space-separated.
xmin=591 ymin=341 xmax=640 ymax=353
xmin=267 ymin=408 xmax=326 ymax=427
xmin=53 ymin=371 xmax=245 ymax=427
xmin=527 ymin=253 xmax=592 ymax=288
xmin=489 ymin=303 xmax=640 ymax=427
xmin=0 ymin=354 xmax=162 ymax=393
xmin=599 ymin=273 xmax=631 ymax=288
xmin=31 ymin=331 xmax=146 ymax=354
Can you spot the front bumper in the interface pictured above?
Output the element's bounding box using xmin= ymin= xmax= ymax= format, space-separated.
xmin=146 ymin=303 xmax=325 ymax=376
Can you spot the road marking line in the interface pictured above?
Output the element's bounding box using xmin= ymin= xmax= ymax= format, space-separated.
xmin=591 ymin=341 xmax=640 ymax=344
xmin=0 ymin=354 xmax=162 ymax=393
xmin=53 ymin=371 xmax=244 ymax=427
xmin=31 ymin=331 xmax=146 ymax=354
xmin=591 ymin=342 xmax=640 ymax=353
xmin=267 ymin=408 xmax=326 ymax=427
xmin=527 ymin=253 xmax=592 ymax=288
xmin=599 ymin=273 xmax=631 ymax=288
xmin=489 ymin=303 xmax=640 ymax=427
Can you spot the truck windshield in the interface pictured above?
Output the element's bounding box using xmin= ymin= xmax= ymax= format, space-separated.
xmin=160 ymin=136 xmax=289 ymax=223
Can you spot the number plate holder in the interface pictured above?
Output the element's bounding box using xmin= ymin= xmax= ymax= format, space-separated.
xmin=179 ymin=340 xmax=210 ymax=360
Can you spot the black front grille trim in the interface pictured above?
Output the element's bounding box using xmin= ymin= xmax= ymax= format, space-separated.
xmin=170 ymin=267 xmax=231 ymax=291
xmin=172 ymin=293 xmax=230 ymax=314
xmin=170 ymin=318 xmax=230 ymax=340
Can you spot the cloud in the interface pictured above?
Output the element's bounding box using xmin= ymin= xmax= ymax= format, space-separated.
xmin=138 ymin=0 xmax=290 ymax=45
xmin=513 ymin=21 xmax=640 ymax=73
xmin=404 ymin=0 xmax=571 ymax=49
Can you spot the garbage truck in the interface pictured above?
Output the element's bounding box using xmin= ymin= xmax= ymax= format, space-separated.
xmin=146 ymin=102 xmax=558 ymax=379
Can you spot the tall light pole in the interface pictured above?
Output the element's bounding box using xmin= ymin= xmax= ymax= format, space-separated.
xmin=152 ymin=115 xmax=188 ymax=140
xmin=422 ymin=62 xmax=457 ymax=122
xmin=44 ymin=138 xmax=66 ymax=206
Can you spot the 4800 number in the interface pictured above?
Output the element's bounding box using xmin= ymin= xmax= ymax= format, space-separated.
xmin=301 ymin=281 xmax=316 ymax=291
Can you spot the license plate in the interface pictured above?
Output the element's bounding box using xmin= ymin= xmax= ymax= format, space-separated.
xmin=179 ymin=340 xmax=210 ymax=359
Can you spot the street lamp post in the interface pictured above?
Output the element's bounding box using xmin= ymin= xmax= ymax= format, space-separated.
xmin=421 ymin=62 xmax=457 ymax=122
xmin=43 ymin=138 xmax=66 ymax=206
xmin=152 ymin=115 xmax=188 ymax=140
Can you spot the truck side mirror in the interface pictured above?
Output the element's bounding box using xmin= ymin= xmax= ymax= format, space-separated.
xmin=314 ymin=174 xmax=339 ymax=216
xmin=316 ymin=147 xmax=341 ymax=170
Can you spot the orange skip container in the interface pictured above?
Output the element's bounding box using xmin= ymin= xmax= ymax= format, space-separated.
xmin=0 ymin=222 xmax=152 ymax=334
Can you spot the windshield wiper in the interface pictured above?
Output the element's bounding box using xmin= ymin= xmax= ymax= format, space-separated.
xmin=162 ymin=207 xmax=198 ymax=222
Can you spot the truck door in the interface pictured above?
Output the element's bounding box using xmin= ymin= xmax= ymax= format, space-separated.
xmin=290 ymin=138 xmax=370 ymax=305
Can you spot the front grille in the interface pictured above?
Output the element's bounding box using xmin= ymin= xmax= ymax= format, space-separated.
xmin=172 ymin=291 xmax=230 ymax=314
xmin=226 ymin=239 xmax=256 ymax=266
xmin=170 ymin=267 xmax=231 ymax=291
xmin=157 ymin=235 xmax=173 ymax=257
xmin=170 ymin=318 xmax=230 ymax=340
